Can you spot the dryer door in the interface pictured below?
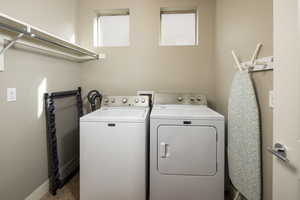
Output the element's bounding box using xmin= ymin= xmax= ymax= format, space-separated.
xmin=157 ymin=125 xmax=217 ymax=176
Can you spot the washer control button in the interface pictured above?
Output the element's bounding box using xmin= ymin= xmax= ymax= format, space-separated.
xmin=197 ymin=97 xmax=202 ymax=102
xmin=104 ymin=98 xmax=109 ymax=103
xmin=122 ymin=98 xmax=128 ymax=104
xmin=177 ymin=97 xmax=183 ymax=102
xmin=135 ymin=98 xmax=140 ymax=103
xmin=190 ymin=97 xmax=195 ymax=102
xmin=141 ymin=98 xmax=146 ymax=103
xmin=111 ymin=98 xmax=115 ymax=103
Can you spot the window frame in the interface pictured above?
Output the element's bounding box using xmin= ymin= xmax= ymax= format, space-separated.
xmin=159 ymin=8 xmax=198 ymax=46
xmin=95 ymin=9 xmax=130 ymax=47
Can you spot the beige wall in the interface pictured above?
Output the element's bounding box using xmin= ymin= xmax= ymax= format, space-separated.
xmin=0 ymin=0 xmax=80 ymax=199
xmin=78 ymin=0 xmax=217 ymax=106
xmin=215 ymin=0 xmax=273 ymax=199
xmin=79 ymin=0 xmax=274 ymax=199
xmin=0 ymin=0 xmax=274 ymax=199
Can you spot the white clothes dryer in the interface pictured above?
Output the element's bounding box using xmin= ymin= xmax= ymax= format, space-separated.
xmin=150 ymin=93 xmax=225 ymax=200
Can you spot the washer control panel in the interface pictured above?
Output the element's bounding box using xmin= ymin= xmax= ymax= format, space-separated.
xmin=154 ymin=93 xmax=207 ymax=105
xmin=101 ymin=96 xmax=149 ymax=107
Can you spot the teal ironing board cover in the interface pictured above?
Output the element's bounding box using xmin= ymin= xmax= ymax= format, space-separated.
xmin=228 ymin=71 xmax=261 ymax=200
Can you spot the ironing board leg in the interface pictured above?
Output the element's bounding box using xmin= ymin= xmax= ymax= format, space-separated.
xmin=234 ymin=191 xmax=241 ymax=200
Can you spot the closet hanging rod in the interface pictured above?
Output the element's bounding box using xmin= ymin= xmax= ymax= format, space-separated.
xmin=0 ymin=12 xmax=98 ymax=59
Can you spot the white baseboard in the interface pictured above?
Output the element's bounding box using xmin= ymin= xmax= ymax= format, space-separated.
xmin=24 ymin=179 xmax=49 ymax=200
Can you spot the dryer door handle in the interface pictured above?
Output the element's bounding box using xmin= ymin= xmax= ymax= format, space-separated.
xmin=160 ymin=142 xmax=168 ymax=158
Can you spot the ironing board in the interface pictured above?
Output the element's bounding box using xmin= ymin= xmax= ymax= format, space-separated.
xmin=228 ymin=71 xmax=261 ymax=200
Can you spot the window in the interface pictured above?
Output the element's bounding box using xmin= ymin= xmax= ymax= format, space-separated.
xmin=160 ymin=8 xmax=197 ymax=46
xmin=95 ymin=9 xmax=130 ymax=47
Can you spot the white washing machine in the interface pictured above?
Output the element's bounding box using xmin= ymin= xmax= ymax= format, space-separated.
xmin=80 ymin=96 xmax=149 ymax=200
xmin=150 ymin=93 xmax=225 ymax=200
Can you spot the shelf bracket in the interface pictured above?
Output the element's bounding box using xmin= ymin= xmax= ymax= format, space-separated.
xmin=0 ymin=33 xmax=24 ymax=72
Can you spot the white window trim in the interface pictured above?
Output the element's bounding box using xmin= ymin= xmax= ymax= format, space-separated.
xmin=159 ymin=8 xmax=198 ymax=47
xmin=94 ymin=9 xmax=130 ymax=47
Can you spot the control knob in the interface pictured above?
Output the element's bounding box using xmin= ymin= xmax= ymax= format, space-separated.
xmin=141 ymin=98 xmax=146 ymax=103
xmin=104 ymin=98 xmax=109 ymax=103
xmin=177 ymin=97 xmax=183 ymax=102
xmin=122 ymin=98 xmax=128 ymax=104
xmin=135 ymin=98 xmax=140 ymax=103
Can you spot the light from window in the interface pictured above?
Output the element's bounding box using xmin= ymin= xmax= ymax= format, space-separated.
xmin=96 ymin=10 xmax=130 ymax=47
xmin=160 ymin=9 xmax=197 ymax=46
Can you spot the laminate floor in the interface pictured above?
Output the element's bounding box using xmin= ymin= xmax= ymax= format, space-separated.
xmin=41 ymin=175 xmax=231 ymax=200
xmin=41 ymin=175 xmax=79 ymax=200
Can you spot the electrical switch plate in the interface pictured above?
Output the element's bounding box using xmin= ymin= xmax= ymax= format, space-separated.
xmin=99 ymin=53 xmax=106 ymax=59
xmin=7 ymin=88 xmax=17 ymax=102
xmin=269 ymin=90 xmax=274 ymax=108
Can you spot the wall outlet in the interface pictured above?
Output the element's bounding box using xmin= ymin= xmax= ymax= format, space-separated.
xmin=137 ymin=90 xmax=155 ymax=105
xmin=7 ymin=88 xmax=17 ymax=102
xmin=269 ymin=90 xmax=274 ymax=108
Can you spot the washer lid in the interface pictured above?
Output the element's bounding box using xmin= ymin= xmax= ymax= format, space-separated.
xmin=80 ymin=107 xmax=149 ymax=122
xmin=151 ymin=105 xmax=224 ymax=120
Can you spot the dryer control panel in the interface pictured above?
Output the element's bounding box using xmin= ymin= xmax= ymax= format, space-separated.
xmin=101 ymin=96 xmax=149 ymax=107
xmin=154 ymin=93 xmax=207 ymax=105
